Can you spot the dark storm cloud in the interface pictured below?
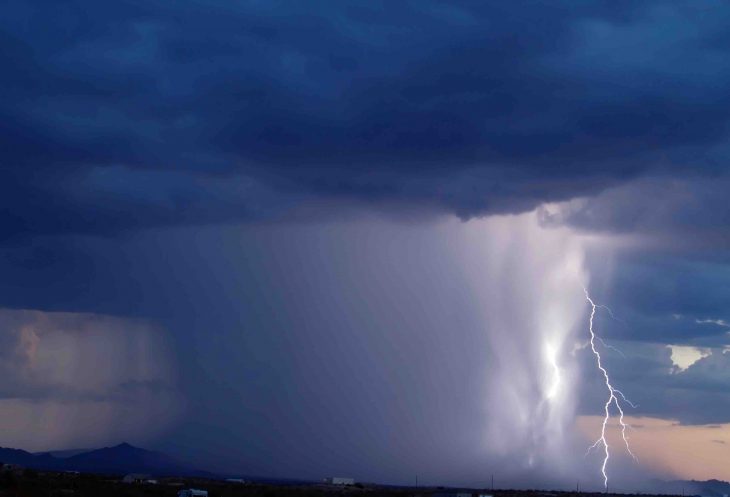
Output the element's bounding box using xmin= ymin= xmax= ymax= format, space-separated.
xmin=3 ymin=0 xmax=730 ymax=237
xmin=577 ymin=339 xmax=730 ymax=425
xmin=581 ymin=249 xmax=730 ymax=346
xmin=565 ymin=179 xmax=730 ymax=427
xmin=552 ymin=177 xmax=730 ymax=251
xmin=575 ymin=239 xmax=730 ymax=425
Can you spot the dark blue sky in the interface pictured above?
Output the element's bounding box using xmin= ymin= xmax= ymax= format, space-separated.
xmin=1 ymin=0 xmax=730 ymax=489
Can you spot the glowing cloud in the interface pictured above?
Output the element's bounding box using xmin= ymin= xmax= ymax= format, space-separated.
xmin=457 ymin=210 xmax=588 ymax=479
xmin=668 ymin=345 xmax=711 ymax=372
xmin=0 ymin=308 xmax=182 ymax=451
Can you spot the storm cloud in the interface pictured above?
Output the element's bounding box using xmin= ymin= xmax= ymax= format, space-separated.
xmin=2 ymin=0 xmax=730 ymax=489
xmin=2 ymin=1 xmax=730 ymax=236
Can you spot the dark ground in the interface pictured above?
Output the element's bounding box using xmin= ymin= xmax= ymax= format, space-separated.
xmin=0 ymin=469 xmax=688 ymax=497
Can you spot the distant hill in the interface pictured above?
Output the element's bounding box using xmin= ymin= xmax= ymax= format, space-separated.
xmin=0 ymin=447 xmax=59 ymax=469
xmin=649 ymin=479 xmax=730 ymax=497
xmin=0 ymin=442 xmax=208 ymax=477
xmin=35 ymin=448 xmax=92 ymax=458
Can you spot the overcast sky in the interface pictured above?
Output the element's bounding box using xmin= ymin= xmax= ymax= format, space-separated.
xmin=1 ymin=0 xmax=730 ymax=490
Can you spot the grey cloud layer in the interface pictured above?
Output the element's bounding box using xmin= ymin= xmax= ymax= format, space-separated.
xmin=2 ymin=1 xmax=730 ymax=237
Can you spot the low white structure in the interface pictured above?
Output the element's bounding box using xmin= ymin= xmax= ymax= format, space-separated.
xmin=324 ymin=477 xmax=355 ymax=485
xmin=122 ymin=474 xmax=151 ymax=484
xmin=177 ymin=489 xmax=208 ymax=497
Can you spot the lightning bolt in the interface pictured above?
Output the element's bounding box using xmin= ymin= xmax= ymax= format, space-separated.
xmin=583 ymin=287 xmax=637 ymax=489
xmin=595 ymin=303 xmax=627 ymax=326
xmin=596 ymin=336 xmax=627 ymax=359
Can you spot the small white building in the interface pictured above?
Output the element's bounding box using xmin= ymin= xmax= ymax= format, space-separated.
xmin=433 ymin=493 xmax=477 ymax=497
xmin=324 ymin=477 xmax=355 ymax=485
xmin=122 ymin=474 xmax=151 ymax=484
xmin=177 ymin=489 xmax=208 ymax=497
xmin=1 ymin=464 xmax=23 ymax=476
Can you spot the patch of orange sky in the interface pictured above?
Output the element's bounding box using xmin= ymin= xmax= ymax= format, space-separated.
xmin=577 ymin=415 xmax=730 ymax=481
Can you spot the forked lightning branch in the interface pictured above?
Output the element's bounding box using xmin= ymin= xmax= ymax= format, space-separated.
xmin=583 ymin=288 xmax=638 ymax=488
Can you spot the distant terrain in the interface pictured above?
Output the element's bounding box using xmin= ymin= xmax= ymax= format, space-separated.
xmin=0 ymin=469 xmax=701 ymax=497
xmin=1 ymin=443 xmax=727 ymax=497
xmin=0 ymin=442 xmax=207 ymax=477
xmin=653 ymin=479 xmax=730 ymax=497
xmin=36 ymin=449 xmax=93 ymax=458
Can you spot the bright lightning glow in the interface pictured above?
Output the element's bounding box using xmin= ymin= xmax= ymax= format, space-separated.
xmin=545 ymin=343 xmax=561 ymax=400
xmin=584 ymin=287 xmax=637 ymax=488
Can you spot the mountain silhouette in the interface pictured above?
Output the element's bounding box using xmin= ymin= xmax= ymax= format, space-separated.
xmin=0 ymin=442 xmax=208 ymax=476
xmin=652 ymin=479 xmax=730 ymax=497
